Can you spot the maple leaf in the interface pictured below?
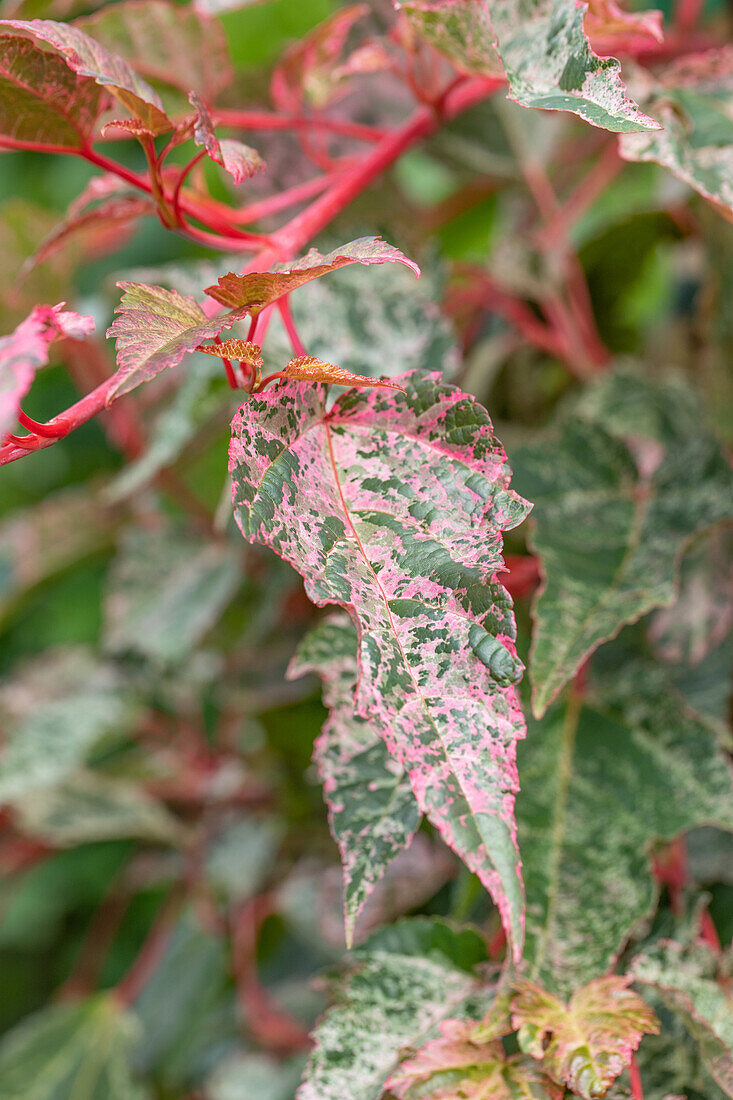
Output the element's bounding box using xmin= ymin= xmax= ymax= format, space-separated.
xmin=282 ymin=356 xmax=406 ymax=391
xmin=512 ymin=977 xmax=659 ymax=1099
xmin=0 ymin=18 xmax=172 ymax=133
xmin=106 ymin=282 xmax=248 ymax=399
xmin=204 ymin=237 xmax=420 ymax=316
xmin=231 ymin=372 xmax=530 ymax=958
xmin=0 ymin=303 xmax=94 ymax=435
xmin=189 ymin=92 xmax=264 ymax=185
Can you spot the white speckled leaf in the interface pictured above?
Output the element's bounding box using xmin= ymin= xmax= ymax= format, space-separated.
xmin=230 ymin=372 xmax=530 ymax=958
xmin=489 ymin=0 xmax=659 ymax=132
xmin=632 ymin=942 xmax=733 ymax=1098
xmin=620 ymin=48 xmax=733 ymax=220
xmin=298 ymin=918 xmax=492 ymax=1100
xmin=290 ymin=613 xmax=420 ymax=945
xmin=512 ymin=370 xmax=733 ymax=717
xmin=517 ymin=659 xmax=733 ymax=996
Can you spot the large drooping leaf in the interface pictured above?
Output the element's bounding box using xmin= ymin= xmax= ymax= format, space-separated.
xmin=0 ymin=18 xmax=172 ymax=132
xmin=0 ymin=995 xmax=149 ymax=1100
xmin=230 ymin=373 xmax=530 ymax=957
xmin=75 ymin=0 xmax=233 ymax=105
xmin=204 ymin=237 xmax=420 ymax=315
xmin=399 ymin=0 xmax=503 ymax=78
xmin=0 ymin=33 xmax=108 ymax=150
xmin=620 ymin=48 xmax=733 ymax=221
xmin=511 ymin=369 xmax=733 ymax=716
xmin=632 ymin=943 xmax=733 ymax=1098
xmin=103 ymin=525 xmax=241 ymax=664
xmin=0 ymin=648 xmax=139 ymax=804
xmin=387 ymin=1017 xmax=563 ymax=1099
xmin=298 ymin=918 xmax=492 ymax=1100
xmin=511 ymin=977 xmax=659 ymax=1099
xmin=106 ymin=281 xmax=247 ymax=398
xmin=189 ymin=92 xmax=264 ymax=184
xmin=0 ymin=301 xmax=94 ymax=435
xmin=290 ymin=613 xmax=420 ymax=945
xmin=15 ymin=769 xmax=181 ymax=846
xmin=518 ymin=655 xmax=733 ymax=995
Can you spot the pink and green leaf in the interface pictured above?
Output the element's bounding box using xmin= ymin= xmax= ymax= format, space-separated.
xmin=512 ymin=977 xmax=659 ymax=1099
xmin=270 ymin=4 xmax=373 ymax=111
xmin=189 ymin=92 xmax=264 ymax=185
xmin=230 ymin=373 xmax=530 ymax=959
xmin=0 ymin=302 xmax=94 ymax=435
xmin=204 ymin=236 xmax=420 ymax=315
xmin=281 ymin=356 xmax=406 ymax=390
xmin=0 ymin=33 xmax=108 ymax=151
xmin=399 ymin=0 xmax=503 ymax=78
xmin=0 ymin=18 xmax=172 ymax=133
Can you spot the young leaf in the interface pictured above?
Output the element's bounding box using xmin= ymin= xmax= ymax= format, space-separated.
xmin=0 ymin=34 xmax=108 ymax=151
xmin=399 ymin=0 xmax=503 ymax=78
xmin=620 ymin=48 xmax=733 ymax=220
xmin=387 ymin=1018 xmax=563 ymax=1099
xmin=632 ymin=942 xmax=733 ymax=1098
xmin=298 ymin=917 xmax=491 ymax=1100
xmin=489 ymin=0 xmax=660 ymax=132
xmin=511 ymin=977 xmax=659 ymax=1099
xmin=75 ymin=0 xmax=233 ymax=104
xmin=0 ymin=18 xmax=172 ymax=133
xmin=197 ymin=338 xmax=263 ymax=368
xmin=517 ymin=659 xmax=733 ymax=995
xmin=290 ymin=613 xmax=420 ymax=945
xmin=230 ymin=373 xmax=530 ymax=958
xmin=189 ymin=92 xmax=264 ymax=185
xmin=106 ymin=281 xmax=248 ymax=398
xmin=282 ymin=355 xmax=407 ymax=390
xmin=512 ymin=370 xmax=733 ymax=717
xmin=204 ymin=236 xmax=420 ymax=315
xmin=0 ymin=301 xmax=94 ymax=435
xmin=103 ymin=525 xmax=241 ymax=664
xmin=0 ymin=995 xmax=148 ymax=1100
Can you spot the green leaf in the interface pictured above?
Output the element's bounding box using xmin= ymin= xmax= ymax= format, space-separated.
xmin=0 ymin=648 xmax=139 ymax=804
xmin=0 ymin=33 xmax=107 ymax=150
xmin=512 ymin=977 xmax=659 ymax=1099
xmin=0 ymin=18 xmax=172 ymax=132
xmin=290 ymin=613 xmax=420 ymax=945
xmin=512 ymin=369 xmax=733 ymax=717
xmin=14 ymin=769 xmax=182 ymax=846
xmin=517 ymin=659 xmax=733 ymax=995
xmin=298 ymin=918 xmax=491 ymax=1100
xmin=400 ymin=0 xmax=503 ymax=78
xmin=205 ymin=814 xmax=283 ymax=901
xmin=103 ymin=525 xmax=241 ymax=664
xmin=204 ymin=236 xmax=420 ymax=315
xmin=620 ymin=50 xmax=733 ymax=220
xmin=0 ymin=995 xmax=149 ymax=1100
xmin=75 ymin=0 xmax=233 ymax=106
xmin=632 ymin=942 xmax=733 ymax=1098
xmin=230 ymin=373 xmax=530 ymax=959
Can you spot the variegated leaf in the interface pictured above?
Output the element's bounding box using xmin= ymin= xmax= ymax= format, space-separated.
xmin=298 ymin=917 xmax=491 ymax=1100
xmin=387 ymin=1017 xmax=563 ymax=1099
xmin=204 ymin=236 xmax=420 ymax=315
xmin=518 ymin=658 xmax=733 ymax=995
xmin=0 ymin=301 xmax=94 ymax=434
xmin=290 ymin=613 xmax=420 ymax=945
xmin=399 ymin=0 xmax=503 ymax=78
xmin=106 ymin=281 xmax=248 ymax=398
xmin=489 ymin=0 xmax=659 ymax=132
xmin=230 ymin=373 xmax=530 ymax=958
xmin=512 ymin=369 xmax=733 ymax=717
xmin=632 ymin=942 xmax=733 ymax=1098
xmin=512 ymin=977 xmax=659 ymax=1099
xmin=0 ymin=33 xmax=108 ymax=151
xmin=189 ymin=92 xmax=264 ymax=184
xmin=0 ymin=18 xmax=172 ymax=133
xmin=620 ymin=47 xmax=733 ymax=220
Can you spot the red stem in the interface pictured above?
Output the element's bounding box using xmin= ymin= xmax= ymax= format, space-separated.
xmin=229 ymin=170 xmax=339 ymax=226
xmin=629 ymin=1054 xmax=645 ymax=1100
xmin=16 ymin=409 xmax=70 ymax=438
xmin=278 ymin=297 xmax=307 ymax=356
xmin=173 ymin=150 xmax=206 ymax=228
xmin=114 ymin=888 xmax=184 ymax=1007
xmin=213 ymin=108 xmax=386 ymax=143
